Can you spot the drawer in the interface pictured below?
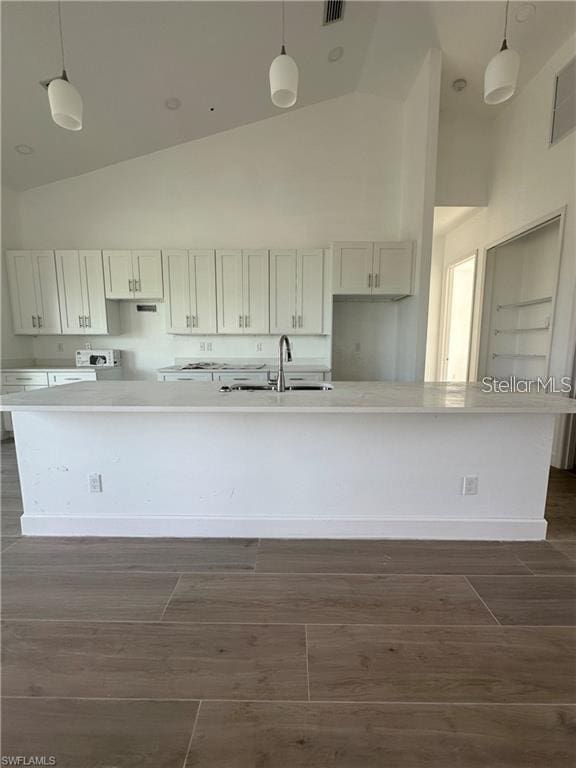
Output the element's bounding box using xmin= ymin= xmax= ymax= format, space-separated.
xmin=216 ymin=372 xmax=269 ymax=383
xmin=284 ymin=372 xmax=326 ymax=383
xmin=3 ymin=372 xmax=49 ymax=386
xmin=49 ymin=372 xmax=96 ymax=386
xmin=162 ymin=372 xmax=214 ymax=382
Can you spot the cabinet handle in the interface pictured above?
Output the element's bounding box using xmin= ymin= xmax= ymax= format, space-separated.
xmin=32 ymin=315 xmax=37 ymax=328
xmin=85 ymin=316 xmax=91 ymax=328
xmin=79 ymin=315 xmax=85 ymax=328
xmin=375 ymin=273 xmax=380 ymax=289
xmin=186 ymin=315 xmax=190 ymax=328
xmin=298 ymin=315 xmax=303 ymax=328
xmin=194 ymin=315 xmax=198 ymax=328
xmin=239 ymin=315 xmax=243 ymax=328
xmin=245 ymin=315 xmax=249 ymax=329
xmin=37 ymin=316 xmax=43 ymax=328
xmin=128 ymin=279 xmax=133 ymax=292
xmin=368 ymin=273 xmax=372 ymax=288
xmin=136 ymin=279 xmax=141 ymax=292
xmin=291 ymin=315 xmax=295 ymax=328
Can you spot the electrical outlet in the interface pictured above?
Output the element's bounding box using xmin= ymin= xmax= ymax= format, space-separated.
xmin=256 ymin=343 xmax=263 ymax=352
xmin=207 ymin=342 xmax=213 ymax=352
xmin=89 ymin=473 xmax=103 ymax=493
xmin=85 ymin=342 xmax=92 ymax=350
xmin=57 ymin=342 xmax=64 ymax=353
xmin=462 ymin=476 xmax=479 ymax=496
xmin=199 ymin=342 xmax=206 ymax=352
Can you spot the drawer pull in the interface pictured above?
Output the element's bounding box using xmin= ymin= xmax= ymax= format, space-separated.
xmin=37 ymin=316 xmax=43 ymax=328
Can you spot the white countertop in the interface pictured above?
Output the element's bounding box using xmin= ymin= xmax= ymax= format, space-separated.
xmin=1 ymin=381 xmax=575 ymax=414
xmin=158 ymin=359 xmax=331 ymax=373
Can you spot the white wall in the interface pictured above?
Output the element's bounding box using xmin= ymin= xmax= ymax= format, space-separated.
xmin=397 ymin=49 xmax=442 ymax=381
xmin=1 ymin=185 xmax=33 ymax=364
xmin=332 ymin=301 xmax=398 ymax=380
xmin=7 ymin=92 xmax=406 ymax=376
xmin=424 ymin=233 xmax=445 ymax=380
xmin=435 ymin=112 xmax=493 ymax=207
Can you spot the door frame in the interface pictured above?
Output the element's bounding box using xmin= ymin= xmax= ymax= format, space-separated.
xmin=438 ymin=252 xmax=478 ymax=382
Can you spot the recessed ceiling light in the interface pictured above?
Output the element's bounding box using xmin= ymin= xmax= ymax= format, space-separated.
xmin=164 ymin=97 xmax=182 ymax=111
xmin=328 ymin=46 xmax=344 ymax=63
xmin=515 ymin=3 xmax=536 ymax=23
xmin=15 ymin=144 xmax=34 ymax=155
xmin=452 ymin=78 xmax=468 ymax=92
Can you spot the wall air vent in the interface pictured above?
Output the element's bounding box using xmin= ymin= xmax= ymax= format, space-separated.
xmin=551 ymin=56 xmax=576 ymax=146
xmin=323 ymin=0 xmax=345 ymax=25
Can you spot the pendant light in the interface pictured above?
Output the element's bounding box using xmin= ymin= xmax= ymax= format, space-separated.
xmin=269 ymin=0 xmax=299 ymax=108
xmin=484 ymin=0 xmax=520 ymax=105
xmin=43 ymin=1 xmax=83 ymax=131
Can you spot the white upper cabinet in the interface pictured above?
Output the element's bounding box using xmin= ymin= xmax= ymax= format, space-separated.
xmin=270 ymin=249 xmax=324 ymax=334
xmin=56 ymin=250 xmax=110 ymax=335
xmin=332 ymin=241 xmax=414 ymax=298
xmin=164 ymin=249 xmax=217 ymax=334
xmin=372 ymin=241 xmax=414 ymax=297
xmin=216 ymin=249 xmax=269 ymax=334
xmin=6 ymin=250 xmax=62 ymax=334
xmin=104 ymin=250 xmax=163 ymax=300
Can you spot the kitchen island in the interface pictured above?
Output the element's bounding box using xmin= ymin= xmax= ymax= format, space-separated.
xmin=2 ymin=381 xmax=575 ymax=540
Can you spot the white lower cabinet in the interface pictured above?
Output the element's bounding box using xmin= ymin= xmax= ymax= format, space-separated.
xmin=161 ymin=372 xmax=214 ymax=382
xmin=164 ymin=250 xmax=217 ymax=334
xmin=6 ymin=250 xmax=62 ymax=334
xmin=216 ymin=372 xmax=268 ymax=383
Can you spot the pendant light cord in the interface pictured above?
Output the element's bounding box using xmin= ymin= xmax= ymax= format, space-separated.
xmin=281 ymin=0 xmax=286 ymax=54
xmin=57 ymin=0 xmax=66 ymax=75
xmin=501 ymin=0 xmax=510 ymax=50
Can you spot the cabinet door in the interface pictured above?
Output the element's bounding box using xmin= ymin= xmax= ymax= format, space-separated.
xmin=242 ymin=249 xmax=269 ymax=334
xmin=216 ymin=250 xmax=244 ymax=334
xmin=164 ymin=250 xmax=192 ymax=333
xmin=104 ymin=250 xmax=134 ymax=299
xmin=83 ymin=251 xmax=109 ymax=334
xmin=270 ymin=250 xmax=297 ymax=333
xmin=56 ymin=251 xmax=85 ymax=334
xmin=191 ymin=250 xmax=217 ymax=334
xmin=134 ymin=250 xmax=163 ymax=299
xmin=296 ymin=249 xmax=324 ymax=334
xmin=6 ymin=251 xmax=39 ymax=334
xmin=373 ymin=241 xmax=414 ymax=297
xmin=34 ymin=251 xmax=62 ymax=334
xmin=332 ymin=242 xmax=373 ymax=295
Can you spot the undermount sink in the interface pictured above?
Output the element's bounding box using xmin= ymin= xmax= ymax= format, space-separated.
xmin=220 ymin=382 xmax=334 ymax=393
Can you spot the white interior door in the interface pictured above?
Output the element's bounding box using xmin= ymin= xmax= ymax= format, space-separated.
xmin=297 ymin=249 xmax=324 ymax=334
xmin=332 ymin=242 xmax=373 ymax=295
xmin=373 ymin=241 xmax=414 ymax=296
xmin=242 ymin=249 xmax=269 ymax=334
xmin=270 ymin=250 xmax=297 ymax=333
xmin=83 ymin=251 xmax=108 ymax=334
xmin=216 ymin=250 xmax=244 ymax=334
xmin=441 ymin=255 xmax=477 ymax=382
xmin=164 ymin=250 xmax=192 ymax=333
xmin=134 ymin=250 xmax=163 ymax=298
xmin=56 ymin=251 xmax=85 ymax=334
xmin=191 ymin=250 xmax=217 ymax=334
xmin=34 ymin=251 xmax=62 ymax=334
xmin=6 ymin=251 xmax=38 ymax=333
xmin=104 ymin=250 xmax=134 ymax=299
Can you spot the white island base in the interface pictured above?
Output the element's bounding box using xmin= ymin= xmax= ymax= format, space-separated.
xmin=12 ymin=407 xmax=556 ymax=540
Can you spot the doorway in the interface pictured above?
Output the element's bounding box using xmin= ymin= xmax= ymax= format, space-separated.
xmin=440 ymin=255 xmax=477 ymax=382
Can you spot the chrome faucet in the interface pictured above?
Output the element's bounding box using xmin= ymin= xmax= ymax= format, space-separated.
xmin=276 ymin=335 xmax=293 ymax=392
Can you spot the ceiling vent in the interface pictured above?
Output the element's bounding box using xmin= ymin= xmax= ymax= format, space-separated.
xmin=323 ymin=0 xmax=345 ymax=25
xmin=551 ymin=56 xmax=575 ymax=146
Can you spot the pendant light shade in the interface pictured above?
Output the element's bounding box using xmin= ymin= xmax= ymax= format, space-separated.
xmin=484 ymin=44 xmax=520 ymax=104
xmin=484 ymin=0 xmax=520 ymax=105
xmin=269 ymin=46 xmax=299 ymax=108
xmin=48 ymin=72 xmax=83 ymax=131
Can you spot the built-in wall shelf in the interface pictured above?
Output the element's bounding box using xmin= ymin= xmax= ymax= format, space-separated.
xmin=492 ymin=353 xmax=547 ymax=360
xmin=494 ymin=324 xmax=550 ymax=335
xmin=496 ymin=296 xmax=553 ymax=311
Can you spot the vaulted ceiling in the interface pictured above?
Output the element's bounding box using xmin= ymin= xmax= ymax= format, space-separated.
xmin=2 ymin=1 xmax=574 ymax=191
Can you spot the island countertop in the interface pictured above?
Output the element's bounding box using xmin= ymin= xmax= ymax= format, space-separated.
xmin=1 ymin=380 xmax=575 ymax=414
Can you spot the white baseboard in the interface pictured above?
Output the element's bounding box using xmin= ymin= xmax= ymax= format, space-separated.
xmin=21 ymin=515 xmax=548 ymax=541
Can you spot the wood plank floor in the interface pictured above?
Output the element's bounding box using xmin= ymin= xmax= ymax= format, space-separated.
xmin=2 ymin=439 xmax=576 ymax=767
